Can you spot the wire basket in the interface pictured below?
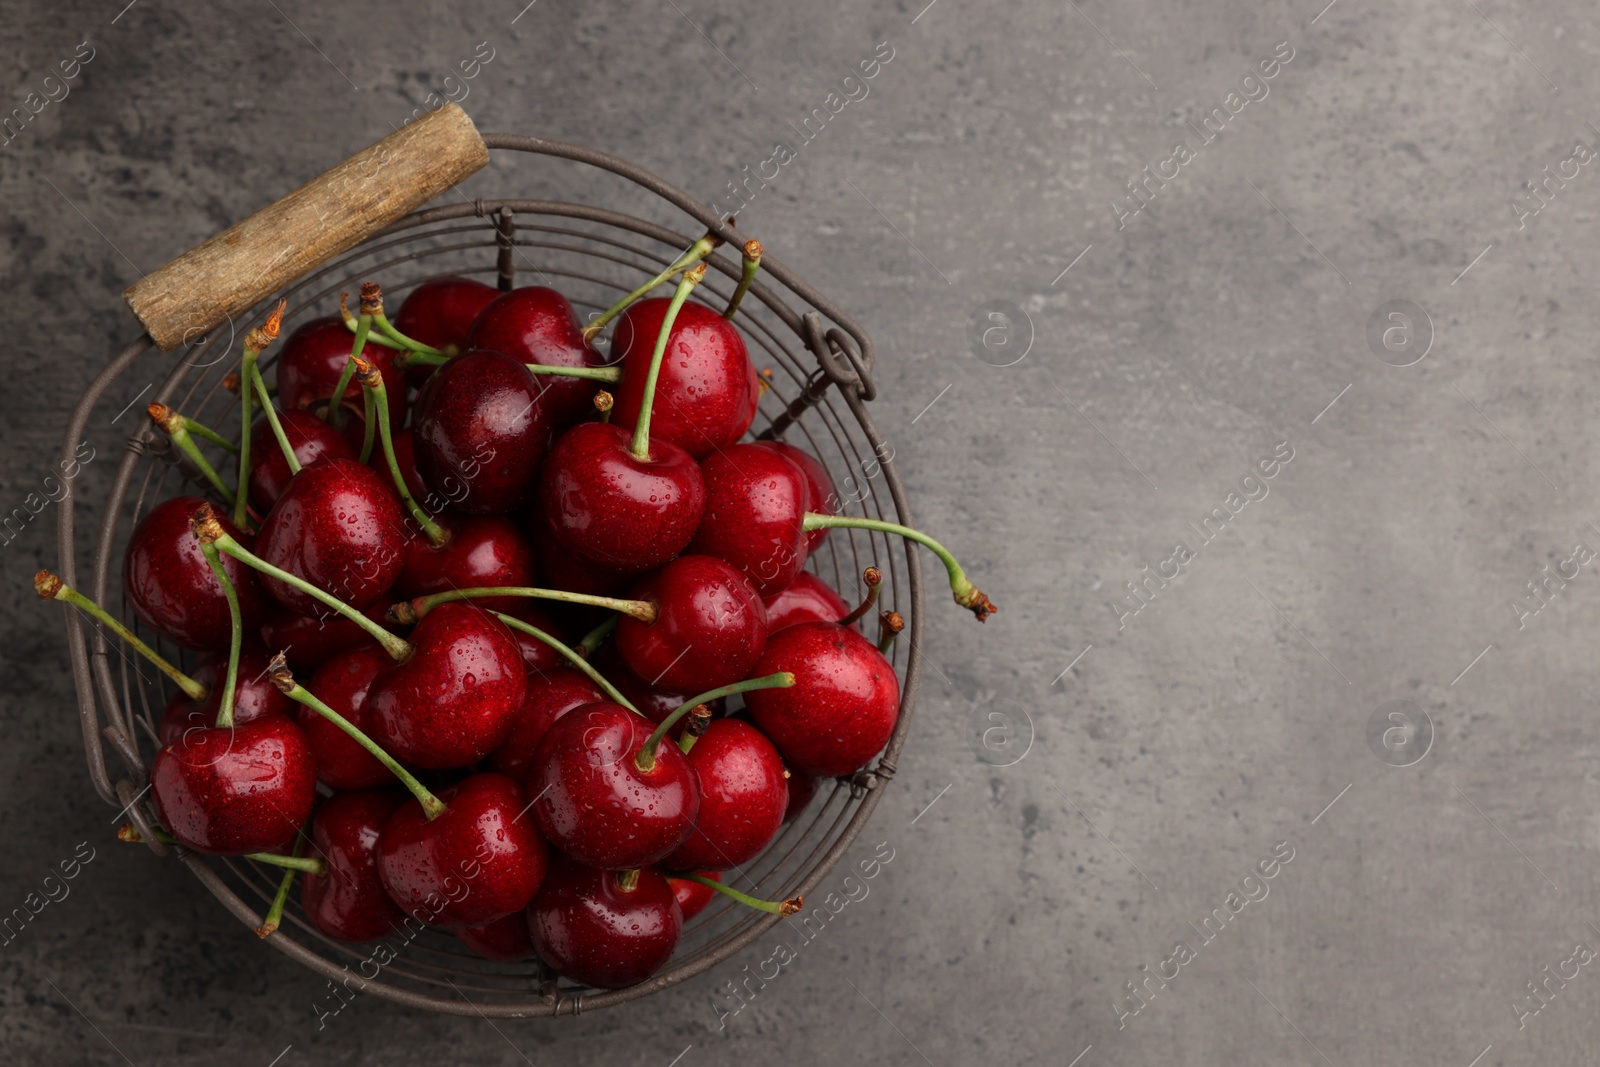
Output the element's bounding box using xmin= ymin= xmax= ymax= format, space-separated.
xmin=54 ymin=121 xmax=926 ymax=1016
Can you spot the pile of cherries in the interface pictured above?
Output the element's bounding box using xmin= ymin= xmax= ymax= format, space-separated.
xmin=42 ymin=236 xmax=994 ymax=991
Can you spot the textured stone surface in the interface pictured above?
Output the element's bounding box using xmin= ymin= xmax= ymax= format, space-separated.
xmin=3 ymin=0 xmax=1598 ymax=1063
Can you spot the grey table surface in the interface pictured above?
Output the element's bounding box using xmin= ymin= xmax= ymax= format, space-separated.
xmin=3 ymin=0 xmax=1597 ymax=1063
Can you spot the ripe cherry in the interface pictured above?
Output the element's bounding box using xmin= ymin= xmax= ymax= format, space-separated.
xmin=466 ymin=286 xmax=607 ymax=427
xmin=488 ymin=667 xmax=604 ymax=780
xmin=301 ymin=788 xmax=410 ymax=942
xmin=365 ymin=602 xmax=527 ymax=769
xmin=296 ymin=644 xmax=394 ymax=789
xmin=763 ymin=571 xmax=849 ymax=632
xmin=783 ymin=767 xmax=819 ymax=823
xmin=393 ymin=276 xmax=499 ymax=385
xmin=666 ymin=869 xmax=720 ymax=921
xmin=412 ymin=348 xmax=551 ymax=517
xmin=396 ymin=514 xmax=536 ymax=613
xmin=258 ymin=601 xmax=395 ymax=674
xmin=687 ymin=442 xmax=809 ymax=596
xmin=456 ymin=911 xmax=537 ymax=961
xmin=527 ymin=861 xmax=682 ymax=989
xmin=613 ymin=555 xmax=768 ymax=693
xmin=159 ymin=647 xmax=292 ymax=746
xmin=753 ymin=440 xmax=837 ymax=556
xmin=275 ymin=315 xmax=406 ymax=426
xmin=124 ymin=496 xmax=266 ymax=652
xmin=526 ymin=511 xmax=630 ymax=596
xmin=663 ymin=719 xmax=788 ymax=871
xmin=254 ymin=458 xmax=408 ymax=616
xmin=499 ymin=601 xmax=569 ymax=674
xmin=589 ymin=644 xmax=723 ymax=729
xmin=150 ymin=715 xmax=316 ymax=854
xmin=744 ymin=621 xmax=900 ymax=778
xmin=377 ymin=772 xmax=549 ymax=927
xmin=611 ymin=299 xmax=758 ymax=459
xmin=247 ymin=408 xmax=354 ymax=513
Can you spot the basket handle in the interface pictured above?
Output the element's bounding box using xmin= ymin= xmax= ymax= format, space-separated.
xmin=123 ymin=103 xmax=490 ymax=352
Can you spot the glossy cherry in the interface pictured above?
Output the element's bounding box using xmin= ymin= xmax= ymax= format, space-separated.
xmin=666 ymin=869 xmax=720 ymax=921
xmin=247 ymin=408 xmax=355 ymax=513
xmin=663 ymin=719 xmax=787 ymax=871
xmin=412 ymin=348 xmax=551 ymax=517
xmin=393 ymin=276 xmax=499 ymax=385
xmin=538 ymin=421 xmax=705 ymax=573
xmin=488 ymin=668 xmax=605 ymax=780
xmin=258 ymin=601 xmax=394 ymax=674
xmin=526 ymin=511 xmax=630 ymax=597
xmin=396 ymin=514 xmax=536 ymax=612
xmin=297 ymin=644 xmax=394 ymax=789
xmin=529 ymin=702 xmax=700 ymax=870
xmin=456 ymin=910 xmax=537 ymax=961
xmin=589 ymin=645 xmax=722 ymax=729
xmin=124 ymin=496 xmax=266 ymax=652
xmin=763 ymin=571 xmax=849 ymax=632
xmin=611 ymin=298 xmax=759 ymax=459
xmin=466 ymin=286 xmax=607 ymax=427
xmin=377 ymin=772 xmax=549 ymax=927
xmin=753 ymin=440 xmax=837 ymax=555
xmin=159 ymin=647 xmax=292 ymax=746
xmin=688 ymin=443 xmax=809 ymax=596
xmin=528 ymin=860 xmax=682 ymax=989
xmin=365 ymin=602 xmax=527 ymax=769
xmin=613 ymin=555 xmax=767 ymax=693
xmin=275 ymin=315 xmax=406 ymax=425
xmin=745 ymin=621 xmax=900 ymax=778
xmin=150 ymin=715 xmax=316 ymax=854
xmin=254 ymin=458 xmax=408 ymax=616
xmin=301 ymin=788 xmax=410 ymax=941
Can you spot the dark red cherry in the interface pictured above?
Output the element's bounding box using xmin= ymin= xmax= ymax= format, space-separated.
xmin=394 ymin=276 xmax=499 ymax=387
xmin=297 ymin=644 xmax=394 ymax=789
xmin=466 ymin=286 xmax=606 ymax=427
xmin=456 ymin=910 xmax=537 ymax=961
xmin=499 ymin=601 xmax=568 ymax=674
xmin=663 ymin=719 xmax=787 ymax=871
xmin=666 ymin=870 xmax=719 ymax=921
xmin=275 ymin=316 xmax=406 ymax=426
xmin=745 ymin=621 xmax=900 ymax=778
xmin=488 ymin=668 xmax=604 ymax=780
xmin=377 ymin=772 xmax=549 ymax=927
xmin=124 ymin=496 xmax=266 ymax=652
xmin=412 ymin=348 xmax=551 ymax=517
xmin=528 ymin=860 xmax=682 ymax=989
xmin=611 ymin=298 xmax=759 ymax=459
xmin=150 ymin=715 xmax=316 ymax=854
xmin=688 ymin=443 xmax=808 ymax=596
xmin=526 ymin=511 xmax=630 ymax=597
xmin=255 ymin=458 xmax=408 ymax=616
xmin=301 ymin=788 xmax=410 ymax=941
xmin=529 ymin=702 xmax=700 ymax=870
xmin=259 ymin=601 xmax=395 ymax=674
xmin=763 ymin=571 xmax=849 ymax=632
xmin=589 ymin=645 xmax=723 ymax=730
xmin=365 ymin=603 xmax=527 ymax=769
xmin=159 ymin=648 xmax=293 ymax=746
xmin=753 ymin=440 xmax=837 ymax=555
xmin=613 ymin=555 xmax=767 ymax=693
xmin=539 ymin=422 xmax=705 ymax=573
xmin=247 ymin=408 xmax=355 ymax=513
xmin=783 ymin=767 xmax=819 ymax=823
xmin=396 ymin=514 xmax=536 ymax=612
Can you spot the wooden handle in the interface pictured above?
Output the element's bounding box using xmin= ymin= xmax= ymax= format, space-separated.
xmin=124 ymin=104 xmax=490 ymax=352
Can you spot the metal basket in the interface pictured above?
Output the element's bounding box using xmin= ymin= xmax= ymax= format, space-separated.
xmin=54 ymin=131 xmax=925 ymax=1016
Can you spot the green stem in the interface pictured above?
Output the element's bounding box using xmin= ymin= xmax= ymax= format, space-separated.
xmin=153 ymin=412 xmax=236 ymax=509
xmin=236 ymin=349 xmax=257 ymax=529
xmin=116 ymin=823 xmax=325 ymax=872
xmin=630 ymin=266 xmax=704 ymax=461
xmin=357 ymin=384 xmax=377 ymax=465
xmin=488 ymin=611 xmax=641 ymax=716
xmin=577 ymin=615 xmax=618 ymax=658
xmin=396 ymin=349 xmax=449 ymax=369
xmin=582 ymin=235 xmax=717 ymax=342
xmin=274 ymin=673 xmax=445 ymax=820
xmin=373 ymin=312 xmax=444 ymax=357
xmin=679 ymin=872 xmax=801 ymax=916
xmin=36 ymin=571 xmax=206 ymax=701
xmin=326 ymin=317 xmax=368 ymax=428
xmin=723 ymin=239 xmax=762 ymax=319
xmin=523 ymin=364 xmax=623 ymax=382
xmin=251 ymin=364 xmax=301 ymax=475
xmin=341 ymin=294 xmax=404 ymax=351
xmin=207 ymin=530 xmax=412 ymax=661
xmin=364 ymin=368 xmax=447 ymax=548
xmin=183 ymin=416 xmax=239 ymax=455
xmin=636 ymin=672 xmax=794 ymax=770
xmin=258 ymin=831 xmax=305 ymax=937
xmin=198 ymin=541 xmax=243 ymax=728
xmin=403 ymin=586 xmax=655 ymax=624
xmin=800 ymin=513 xmax=998 ymax=622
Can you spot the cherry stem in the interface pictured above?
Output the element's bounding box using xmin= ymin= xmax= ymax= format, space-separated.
xmin=170 ymin=411 xmax=239 ymax=455
xmin=594 ymin=390 xmax=614 ymax=424
xmin=615 ymin=869 xmax=641 ymax=892
xmin=679 ymin=872 xmax=802 ymax=916
xmin=577 ymin=615 xmax=617 ymax=658
xmin=197 ymin=541 xmax=243 ymax=728
xmin=877 ymin=611 xmax=905 ymax=655
xmin=234 ymin=303 xmax=286 ymax=529
xmin=35 ymin=570 xmax=207 ymax=700
xmin=838 ymin=566 xmax=883 ymax=626
xmin=636 ymin=672 xmax=795 ymax=770
xmin=340 ymin=290 xmax=404 ymax=351
xmin=357 ymin=385 xmax=377 ymax=465
xmin=676 ymin=705 xmax=714 ymax=754
xmin=358 ymin=360 xmax=448 ymax=548
xmin=257 ymin=829 xmax=306 ymax=937
xmin=581 ymin=234 xmax=718 ymax=342
xmin=486 ymin=611 xmax=641 ymax=716
xmin=374 ymin=313 xmax=444 ymax=357
xmin=630 ymin=264 xmax=706 ymax=461
xmin=196 ymin=509 xmax=413 ymax=661
xmin=800 ymin=513 xmax=998 ymax=622
xmin=723 ymin=239 xmax=763 ymax=319
xmin=400 ymin=587 xmax=655 ymax=624
xmin=250 ymin=364 xmax=301 ymax=475
xmin=148 ymin=404 xmax=236 ymax=509
xmin=269 ymin=654 xmax=445 ymax=819
xmin=116 ymin=823 xmax=327 ymax=872
xmin=327 ymin=315 xmax=369 ymax=429
xmin=523 ymin=363 xmax=622 ymax=382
